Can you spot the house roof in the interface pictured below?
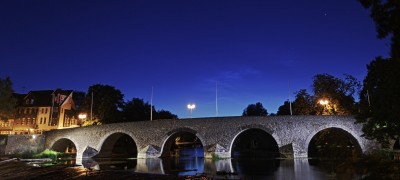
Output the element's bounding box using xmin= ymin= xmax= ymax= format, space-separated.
xmin=20 ymin=89 xmax=73 ymax=107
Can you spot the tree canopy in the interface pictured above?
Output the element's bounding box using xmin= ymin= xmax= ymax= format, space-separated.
xmin=312 ymin=74 xmax=360 ymax=115
xmin=242 ymin=102 xmax=268 ymax=116
xmin=83 ymin=84 xmax=124 ymax=124
xmin=356 ymin=0 xmax=400 ymax=146
xmin=0 ymin=77 xmax=17 ymax=121
xmin=356 ymin=57 xmax=400 ymax=146
xmin=359 ymin=0 xmax=400 ymax=60
xmin=122 ymin=98 xmax=177 ymax=122
xmin=276 ymin=74 xmax=360 ymax=116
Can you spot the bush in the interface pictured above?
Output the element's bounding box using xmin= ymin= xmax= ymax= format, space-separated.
xmin=33 ymin=149 xmax=63 ymax=160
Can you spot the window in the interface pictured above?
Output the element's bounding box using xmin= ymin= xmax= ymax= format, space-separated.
xmin=45 ymin=108 xmax=48 ymax=113
xmin=44 ymin=118 xmax=46 ymax=124
xmin=30 ymin=99 xmax=34 ymax=104
xmin=22 ymin=118 xmax=25 ymax=125
xmin=24 ymin=109 xmax=27 ymax=114
xmin=41 ymin=108 xmax=44 ymax=113
xmin=40 ymin=118 xmax=43 ymax=124
xmin=29 ymin=108 xmax=32 ymax=114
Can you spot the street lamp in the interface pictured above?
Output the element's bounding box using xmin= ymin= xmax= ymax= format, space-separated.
xmin=319 ymin=99 xmax=329 ymax=115
xmin=319 ymin=99 xmax=329 ymax=105
xmin=187 ymin=103 xmax=196 ymax=118
xmin=78 ymin=113 xmax=87 ymax=126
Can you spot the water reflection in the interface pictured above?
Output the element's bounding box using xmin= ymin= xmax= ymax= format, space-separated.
xmin=79 ymin=157 xmax=340 ymax=179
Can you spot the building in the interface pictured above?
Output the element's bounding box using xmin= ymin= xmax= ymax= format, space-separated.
xmin=0 ymin=89 xmax=84 ymax=135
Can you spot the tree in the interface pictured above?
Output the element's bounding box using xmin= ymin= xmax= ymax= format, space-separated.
xmin=83 ymin=84 xmax=124 ymax=124
xmin=155 ymin=110 xmax=178 ymax=120
xmin=122 ymin=98 xmax=152 ymax=122
xmin=277 ymin=100 xmax=291 ymax=115
xmin=356 ymin=57 xmax=400 ymax=146
xmin=0 ymin=77 xmax=17 ymax=121
xmin=292 ymin=89 xmax=315 ymax=115
xmin=122 ymin=98 xmax=178 ymax=122
xmin=356 ymin=0 xmax=400 ymax=146
xmin=242 ymin=102 xmax=268 ymax=116
xmin=359 ymin=0 xmax=400 ymax=60
xmin=312 ymin=74 xmax=360 ymax=115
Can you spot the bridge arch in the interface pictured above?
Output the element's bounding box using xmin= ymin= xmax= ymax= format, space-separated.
xmin=229 ymin=125 xmax=280 ymax=158
xmin=95 ymin=131 xmax=138 ymax=158
xmin=305 ymin=124 xmax=364 ymax=157
xmin=159 ymin=127 xmax=206 ymax=157
xmin=50 ymin=138 xmax=78 ymax=157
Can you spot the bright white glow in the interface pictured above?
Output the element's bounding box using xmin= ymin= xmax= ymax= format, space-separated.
xmin=32 ymin=135 xmax=36 ymax=139
xmin=78 ymin=113 xmax=87 ymax=119
xmin=187 ymin=104 xmax=196 ymax=110
xmin=319 ymin=99 xmax=329 ymax=105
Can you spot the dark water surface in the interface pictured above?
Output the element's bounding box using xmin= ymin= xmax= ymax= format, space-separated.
xmin=74 ymin=148 xmax=352 ymax=179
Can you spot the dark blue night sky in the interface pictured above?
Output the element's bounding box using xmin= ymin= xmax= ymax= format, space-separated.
xmin=0 ymin=0 xmax=389 ymax=118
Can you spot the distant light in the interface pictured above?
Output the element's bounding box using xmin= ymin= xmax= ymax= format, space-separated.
xmin=78 ymin=113 xmax=87 ymax=119
xmin=319 ymin=99 xmax=329 ymax=105
xmin=32 ymin=135 xmax=36 ymax=139
xmin=187 ymin=104 xmax=196 ymax=110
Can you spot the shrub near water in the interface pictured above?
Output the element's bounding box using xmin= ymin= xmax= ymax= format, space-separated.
xmin=33 ymin=149 xmax=63 ymax=160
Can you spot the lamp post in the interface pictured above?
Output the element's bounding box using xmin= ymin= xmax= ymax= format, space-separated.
xmin=319 ymin=99 xmax=329 ymax=115
xmin=187 ymin=103 xmax=196 ymax=118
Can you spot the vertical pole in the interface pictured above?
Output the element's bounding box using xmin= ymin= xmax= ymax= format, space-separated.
xmin=90 ymin=91 xmax=93 ymax=120
xmin=289 ymin=81 xmax=293 ymax=115
xmin=150 ymin=86 xmax=153 ymax=121
xmin=216 ymin=81 xmax=218 ymax=117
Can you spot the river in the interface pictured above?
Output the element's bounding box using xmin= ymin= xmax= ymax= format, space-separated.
xmin=74 ymin=147 xmax=358 ymax=179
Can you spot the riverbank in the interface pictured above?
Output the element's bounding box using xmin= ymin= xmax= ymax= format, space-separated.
xmin=0 ymin=159 xmax=199 ymax=180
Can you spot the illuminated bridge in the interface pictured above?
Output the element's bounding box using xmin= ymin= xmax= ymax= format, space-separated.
xmin=44 ymin=116 xmax=378 ymax=161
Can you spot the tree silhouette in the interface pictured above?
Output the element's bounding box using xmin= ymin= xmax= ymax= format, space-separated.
xmin=83 ymin=84 xmax=124 ymax=124
xmin=0 ymin=77 xmax=17 ymax=121
xmin=277 ymin=100 xmax=291 ymax=115
xmin=242 ymin=102 xmax=268 ymax=116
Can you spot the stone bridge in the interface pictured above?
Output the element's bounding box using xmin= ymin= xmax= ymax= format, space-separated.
xmin=43 ymin=116 xmax=378 ymax=161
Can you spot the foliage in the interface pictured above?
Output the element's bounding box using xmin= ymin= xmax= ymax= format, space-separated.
xmin=356 ymin=0 xmax=400 ymax=148
xmin=359 ymin=0 xmax=400 ymax=60
xmin=155 ymin=109 xmax=178 ymax=120
xmin=277 ymin=100 xmax=291 ymax=115
xmin=0 ymin=77 xmax=17 ymax=121
xmin=292 ymin=89 xmax=316 ymax=115
xmin=122 ymin=98 xmax=152 ymax=122
xmin=312 ymin=74 xmax=360 ymax=115
xmin=33 ymin=149 xmax=63 ymax=160
xmin=122 ymin=98 xmax=178 ymax=122
xmin=83 ymin=84 xmax=124 ymax=124
xmin=81 ymin=118 xmax=102 ymax=126
xmin=276 ymin=74 xmax=360 ymax=115
xmin=356 ymin=57 xmax=400 ymax=147
xmin=242 ymin=102 xmax=268 ymax=116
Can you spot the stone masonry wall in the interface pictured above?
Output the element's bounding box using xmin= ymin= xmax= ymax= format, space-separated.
xmin=43 ymin=115 xmax=379 ymax=159
xmin=3 ymin=135 xmax=45 ymax=155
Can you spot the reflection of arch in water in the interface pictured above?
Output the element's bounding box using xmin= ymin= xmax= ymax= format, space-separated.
xmin=307 ymin=127 xmax=362 ymax=159
xmin=96 ymin=132 xmax=138 ymax=158
xmin=230 ymin=128 xmax=280 ymax=158
xmin=51 ymin=138 xmax=77 ymax=157
xmin=159 ymin=128 xmax=205 ymax=157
